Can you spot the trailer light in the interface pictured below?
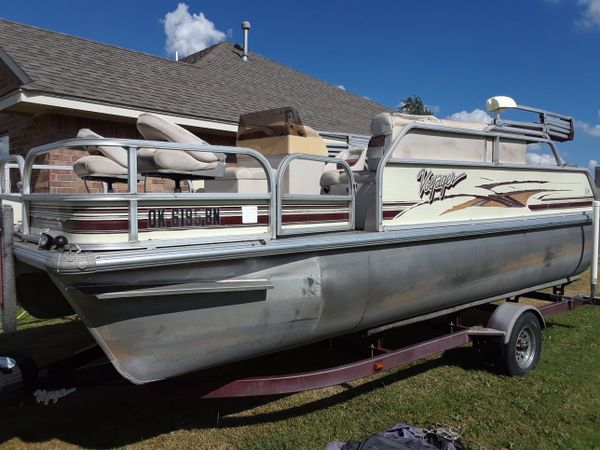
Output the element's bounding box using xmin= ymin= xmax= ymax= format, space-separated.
xmin=374 ymin=361 xmax=384 ymax=371
xmin=38 ymin=233 xmax=54 ymax=250
xmin=0 ymin=356 xmax=16 ymax=372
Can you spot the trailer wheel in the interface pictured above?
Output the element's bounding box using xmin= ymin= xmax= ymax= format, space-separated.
xmin=499 ymin=312 xmax=542 ymax=376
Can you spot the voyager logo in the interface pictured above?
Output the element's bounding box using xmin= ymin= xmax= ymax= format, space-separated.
xmin=417 ymin=169 xmax=467 ymax=204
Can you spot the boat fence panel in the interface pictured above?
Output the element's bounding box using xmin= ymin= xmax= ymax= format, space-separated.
xmin=16 ymin=139 xmax=278 ymax=247
xmin=374 ymin=123 xmax=596 ymax=232
xmin=0 ymin=155 xmax=25 ymax=226
xmin=276 ymin=154 xmax=355 ymax=236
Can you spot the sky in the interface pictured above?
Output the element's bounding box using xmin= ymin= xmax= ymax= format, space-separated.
xmin=1 ymin=0 xmax=599 ymax=170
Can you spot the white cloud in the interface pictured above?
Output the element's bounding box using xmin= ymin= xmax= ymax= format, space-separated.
xmin=575 ymin=119 xmax=600 ymax=137
xmin=163 ymin=3 xmax=226 ymax=58
xmin=526 ymin=153 xmax=557 ymax=166
xmin=336 ymin=85 xmax=346 ymax=90
xmin=590 ymin=159 xmax=598 ymax=171
xmin=448 ymin=108 xmax=492 ymax=124
xmin=577 ymin=0 xmax=600 ymax=28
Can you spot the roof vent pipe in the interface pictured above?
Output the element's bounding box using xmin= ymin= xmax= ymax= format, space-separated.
xmin=241 ymin=21 xmax=251 ymax=61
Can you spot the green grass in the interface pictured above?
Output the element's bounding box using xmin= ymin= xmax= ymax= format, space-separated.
xmin=0 ymin=271 xmax=599 ymax=450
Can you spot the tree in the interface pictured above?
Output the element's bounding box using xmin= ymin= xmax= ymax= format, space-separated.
xmin=397 ymin=96 xmax=433 ymax=115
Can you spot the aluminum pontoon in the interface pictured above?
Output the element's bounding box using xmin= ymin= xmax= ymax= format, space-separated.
xmin=0 ymin=96 xmax=598 ymax=386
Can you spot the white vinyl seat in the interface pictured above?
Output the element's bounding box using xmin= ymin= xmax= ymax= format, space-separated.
xmin=136 ymin=113 xmax=225 ymax=191
xmin=73 ymin=128 xmax=129 ymax=191
xmin=320 ymin=147 xmax=368 ymax=195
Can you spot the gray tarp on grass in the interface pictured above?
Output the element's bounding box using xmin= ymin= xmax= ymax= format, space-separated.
xmin=324 ymin=423 xmax=465 ymax=450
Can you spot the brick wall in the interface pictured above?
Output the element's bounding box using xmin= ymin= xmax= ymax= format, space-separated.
xmin=0 ymin=111 xmax=236 ymax=193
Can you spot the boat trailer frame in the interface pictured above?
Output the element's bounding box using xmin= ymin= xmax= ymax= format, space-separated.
xmin=1 ymin=281 xmax=597 ymax=408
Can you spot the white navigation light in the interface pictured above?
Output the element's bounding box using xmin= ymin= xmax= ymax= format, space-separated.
xmin=486 ymin=96 xmax=517 ymax=113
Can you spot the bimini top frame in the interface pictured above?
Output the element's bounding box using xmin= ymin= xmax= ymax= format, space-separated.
xmin=486 ymin=96 xmax=575 ymax=143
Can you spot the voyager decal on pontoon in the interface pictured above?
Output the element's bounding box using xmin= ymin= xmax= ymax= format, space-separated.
xmin=33 ymin=388 xmax=77 ymax=405
xmin=441 ymin=180 xmax=574 ymax=215
xmin=442 ymin=190 xmax=549 ymax=214
xmin=417 ymin=169 xmax=467 ymax=204
xmin=147 ymin=208 xmax=221 ymax=228
xmin=388 ymin=173 xmax=591 ymax=222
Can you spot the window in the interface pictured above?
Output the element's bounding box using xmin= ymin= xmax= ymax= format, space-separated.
xmin=498 ymin=139 xmax=558 ymax=166
xmin=0 ymin=135 xmax=8 ymax=157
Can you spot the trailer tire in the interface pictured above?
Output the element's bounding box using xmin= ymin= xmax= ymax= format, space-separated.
xmin=498 ymin=311 xmax=542 ymax=376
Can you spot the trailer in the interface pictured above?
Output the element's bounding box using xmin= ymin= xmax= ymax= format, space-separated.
xmin=0 ymin=277 xmax=597 ymax=408
xmin=0 ymin=102 xmax=598 ymax=407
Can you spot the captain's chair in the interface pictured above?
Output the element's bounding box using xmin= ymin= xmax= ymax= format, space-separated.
xmin=136 ymin=113 xmax=225 ymax=192
xmin=73 ymin=128 xmax=128 ymax=192
xmin=319 ymin=147 xmax=369 ymax=195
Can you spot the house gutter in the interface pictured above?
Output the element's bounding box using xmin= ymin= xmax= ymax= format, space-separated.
xmin=0 ymin=90 xmax=239 ymax=133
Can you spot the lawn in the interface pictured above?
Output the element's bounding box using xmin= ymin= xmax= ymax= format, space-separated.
xmin=0 ymin=270 xmax=599 ymax=450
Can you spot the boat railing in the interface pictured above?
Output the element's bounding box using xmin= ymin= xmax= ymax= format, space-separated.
xmin=0 ymin=156 xmax=74 ymax=199
xmin=0 ymin=154 xmax=24 ymax=202
xmin=15 ymin=138 xmax=278 ymax=243
xmin=276 ymin=154 xmax=355 ymax=236
xmin=492 ymin=103 xmax=575 ymax=143
xmin=373 ymin=122 xmax=587 ymax=232
xmin=1 ymin=138 xmax=359 ymax=246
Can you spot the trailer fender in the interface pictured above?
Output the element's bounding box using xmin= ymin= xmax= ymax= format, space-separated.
xmin=487 ymin=303 xmax=546 ymax=344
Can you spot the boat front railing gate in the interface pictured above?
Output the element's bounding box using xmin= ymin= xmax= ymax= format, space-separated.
xmin=0 ymin=139 xmax=358 ymax=246
xmin=276 ymin=154 xmax=355 ymax=236
xmin=2 ymin=139 xmax=277 ymax=244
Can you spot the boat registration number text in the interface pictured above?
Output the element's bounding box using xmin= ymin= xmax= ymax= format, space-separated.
xmin=147 ymin=208 xmax=221 ymax=228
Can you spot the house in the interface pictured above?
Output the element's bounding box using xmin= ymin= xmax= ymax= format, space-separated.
xmin=0 ymin=19 xmax=390 ymax=192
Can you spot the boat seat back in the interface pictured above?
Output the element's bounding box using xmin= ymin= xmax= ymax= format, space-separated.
xmin=320 ymin=147 xmax=368 ymax=194
xmin=365 ymin=112 xmax=523 ymax=170
xmin=73 ymin=155 xmax=128 ymax=179
xmin=77 ymin=128 xmax=129 ymax=167
xmin=136 ymin=113 xmax=225 ymax=177
xmin=73 ymin=129 xmax=129 ymax=188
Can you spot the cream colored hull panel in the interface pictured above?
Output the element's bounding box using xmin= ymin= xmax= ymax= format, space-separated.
xmin=382 ymin=164 xmax=594 ymax=227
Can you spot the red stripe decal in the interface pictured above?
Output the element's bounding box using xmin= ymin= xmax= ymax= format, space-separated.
xmin=529 ymin=201 xmax=592 ymax=211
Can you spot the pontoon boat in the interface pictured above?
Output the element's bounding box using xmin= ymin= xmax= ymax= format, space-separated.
xmin=0 ymin=96 xmax=597 ymax=384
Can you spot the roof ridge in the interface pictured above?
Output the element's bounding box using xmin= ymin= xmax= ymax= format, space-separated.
xmin=183 ymin=40 xmax=391 ymax=111
xmin=0 ymin=18 xmax=391 ymax=135
xmin=181 ymin=41 xmax=231 ymax=64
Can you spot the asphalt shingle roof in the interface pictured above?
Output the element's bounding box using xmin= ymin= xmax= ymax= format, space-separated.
xmin=0 ymin=19 xmax=391 ymax=135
